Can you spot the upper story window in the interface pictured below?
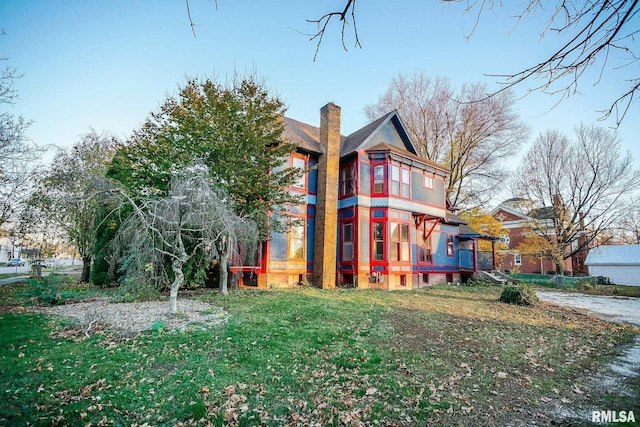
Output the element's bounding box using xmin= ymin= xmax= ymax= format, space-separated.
xmin=514 ymin=253 xmax=522 ymax=265
xmin=292 ymin=156 xmax=306 ymax=189
xmin=424 ymin=175 xmax=434 ymax=189
xmin=373 ymin=165 xmax=385 ymax=194
xmin=340 ymin=163 xmax=356 ymax=197
xmin=402 ymin=169 xmax=410 ymax=197
xmin=391 ymin=165 xmax=411 ymax=198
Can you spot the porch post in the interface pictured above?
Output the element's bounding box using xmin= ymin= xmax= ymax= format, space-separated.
xmin=473 ymin=239 xmax=478 ymax=273
xmin=492 ymin=240 xmax=497 ymax=270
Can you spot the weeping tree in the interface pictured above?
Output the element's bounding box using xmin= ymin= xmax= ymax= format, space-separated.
xmin=114 ymin=165 xmax=258 ymax=313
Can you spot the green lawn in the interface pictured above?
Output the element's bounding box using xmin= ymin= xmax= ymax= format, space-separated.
xmin=1 ymin=284 xmax=638 ymax=426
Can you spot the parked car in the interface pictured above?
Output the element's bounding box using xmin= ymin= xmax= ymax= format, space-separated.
xmin=7 ymin=258 xmax=25 ymax=267
xmin=32 ymin=259 xmax=53 ymax=268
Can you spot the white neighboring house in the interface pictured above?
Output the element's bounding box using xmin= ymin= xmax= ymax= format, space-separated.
xmin=585 ymin=244 xmax=640 ymax=286
xmin=0 ymin=237 xmax=21 ymax=263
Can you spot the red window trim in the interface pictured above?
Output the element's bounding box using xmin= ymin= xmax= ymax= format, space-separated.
xmin=340 ymin=161 xmax=357 ymax=198
xmin=447 ymin=234 xmax=455 ymax=257
xmin=372 ymin=163 xmax=386 ymax=195
xmin=291 ymin=154 xmax=307 ymax=190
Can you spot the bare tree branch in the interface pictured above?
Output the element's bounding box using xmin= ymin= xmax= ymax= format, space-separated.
xmin=365 ymin=71 xmax=529 ymax=210
xmin=510 ymin=124 xmax=640 ymax=273
xmin=306 ymin=0 xmax=361 ymax=60
xmin=444 ymin=0 xmax=640 ymax=125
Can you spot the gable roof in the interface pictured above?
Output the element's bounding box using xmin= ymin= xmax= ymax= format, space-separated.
xmin=585 ymin=245 xmax=640 ymax=266
xmin=282 ymin=117 xmax=325 ymax=154
xmin=341 ymin=111 xmax=420 ymax=157
xmin=283 ymin=109 xmax=446 ymax=174
xmin=340 ymin=111 xmax=396 ymax=155
xmin=490 ymin=199 xmax=529 ymax=220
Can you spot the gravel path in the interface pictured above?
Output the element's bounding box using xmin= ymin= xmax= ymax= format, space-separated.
xmin=39 ymin=297 xmax=227 ymax=333
xmin=536 ymin=290 xmax=640 ymax=326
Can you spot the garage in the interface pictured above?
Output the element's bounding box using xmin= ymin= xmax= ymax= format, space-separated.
xmin=585 ymin=244 xmax=640 ymax=286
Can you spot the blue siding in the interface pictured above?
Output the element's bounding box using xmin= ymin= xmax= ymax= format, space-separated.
xmin=459 ymin=249 xmax=474 ymax=270
xmin=308 ymin=158 xmax=318 ymax=194
xmin=307 ymin=218 xmax=315 ymax=263
xmin=359 ymin=162 xmax=371 ymax=195
xmin=411 ymin=171 xmax=445 ymax=205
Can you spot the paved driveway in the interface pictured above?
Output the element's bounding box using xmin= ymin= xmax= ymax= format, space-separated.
xmin=537 ymin=290 xmax=640 ymax=326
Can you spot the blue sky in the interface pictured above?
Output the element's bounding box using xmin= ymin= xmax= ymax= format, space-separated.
xmin=2 ymin=1 xmax=638 ymax=179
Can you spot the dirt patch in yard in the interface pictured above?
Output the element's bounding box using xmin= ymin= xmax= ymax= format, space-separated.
xmin=36 ymin=297 xmax=228 ymax=334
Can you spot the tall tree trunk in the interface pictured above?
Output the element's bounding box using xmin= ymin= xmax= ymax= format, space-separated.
xmin=170 ymin=259 xmax=184 ymax=315
xmin=81 ymin=256 xmax=92 ymax=282
xmin=219 ymin=235 xmax=230 ymax=296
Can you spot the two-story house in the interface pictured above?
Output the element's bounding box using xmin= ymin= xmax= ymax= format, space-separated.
xmin=232 ymin=103 xmax=496 ymax=289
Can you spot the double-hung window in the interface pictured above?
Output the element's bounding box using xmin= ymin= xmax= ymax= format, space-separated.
xmin=373 ymin=222 xmax=385 ymax=260
xmin=291 ymin=156 xmax=306 ymax=189
xmin=342 ymin=223 xmax=354 ymax=261
xmin=390 ymin=222 xmax=410 ymax=261
xmin=514 ymin=253 xmax=522 ymax=266
xmin=391 ymin=165 xmax=410 ymax=197
xmin=373 ymin=165 xmax=385 ymax=194
xmin=420 ymin=231 xmax=432 ymax=264
xmin=340 ymin=163 xmax=355 ymax=197
xmin=289 ymin=220 xmax=305 ymax=259
xmin=424 ymin=175 xmax=434 ymax=189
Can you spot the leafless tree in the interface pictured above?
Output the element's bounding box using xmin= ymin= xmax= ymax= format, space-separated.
xmin=114 ymin=164 xmax=258 ymax=314
xmin=609 ymin=208 xmax=640 ymax=244
xmin=445 ymin=1 xmax=639 ymax=124
xmin=29 ymin=129 xmax=117 ymax=282
xmin=1 ymin=36 xmax=42 ymax=227
xmin=365 ymin=71 xmax=528 ymax=209
xmin=511 ymin=124 xmax=640 ymax=273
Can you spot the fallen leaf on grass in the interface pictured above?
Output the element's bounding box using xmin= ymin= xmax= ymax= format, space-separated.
xmin=497 ymin=372 xmax=508 ymax=379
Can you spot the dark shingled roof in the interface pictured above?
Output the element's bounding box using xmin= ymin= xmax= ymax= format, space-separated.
xmin=529 ymin=206 xmax=556 ymax=220
xmin=283 ymin=111 xmax=447 ymax=176
xmin=444 ymin=213 xmax=467 ymax=225
xmin=341 ymin=111 xmax=396 ymax=156
xmin=282 ymin=117 xmax=323 ymax=154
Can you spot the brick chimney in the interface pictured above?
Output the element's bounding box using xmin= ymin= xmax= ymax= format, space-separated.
xmin=313 ymin=103 xmax=341 ymax=288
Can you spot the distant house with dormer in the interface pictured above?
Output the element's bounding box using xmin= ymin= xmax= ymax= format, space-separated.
xmin=491 ymin=198 xmax=589 ymax=275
